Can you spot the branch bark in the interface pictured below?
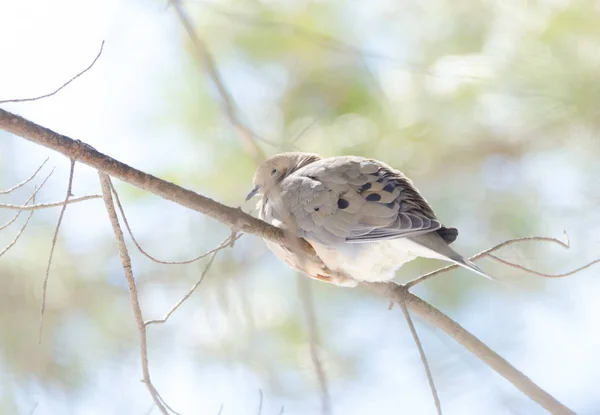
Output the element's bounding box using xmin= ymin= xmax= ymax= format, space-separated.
xmin=99 ymin=172 xmax=171 ymax=415
xmin=0 ymin=108 xmax=575 ymax=414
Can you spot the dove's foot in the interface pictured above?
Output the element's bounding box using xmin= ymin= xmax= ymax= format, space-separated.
xmin=311 ymin=273 xmax=358 ymax=288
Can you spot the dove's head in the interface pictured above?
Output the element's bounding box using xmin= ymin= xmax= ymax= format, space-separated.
xmin=246 ymin=152 xmax=321 ymax=201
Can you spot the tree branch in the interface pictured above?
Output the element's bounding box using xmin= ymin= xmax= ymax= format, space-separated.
xmin=99 ymin=172 xmax=172 ymax=415
xmin=0 ymin=108 xmax=287 ymax=246
xmin=365 ymin=283 xmax=575 ymax=415
xmin=0 ymin=109 xmax=578 ymax=414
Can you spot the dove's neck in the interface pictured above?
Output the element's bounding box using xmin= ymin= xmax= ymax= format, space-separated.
xmin=286 ymin=153 xmax=321 ymax=175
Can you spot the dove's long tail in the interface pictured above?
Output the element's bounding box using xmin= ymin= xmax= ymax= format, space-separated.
xmin=409 ymin=233 xmax=496 ymax=281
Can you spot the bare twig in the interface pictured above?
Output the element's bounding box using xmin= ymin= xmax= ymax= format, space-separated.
xmin=98 ymin=172 xmax=170 ymax=415
xmin=0 ymin=157 xmax=48 ymax=194
xmin=277 ymin=406 xmax=284 ymax=415
xmin=110 ymin=180 xmax=238 ymax=265
xmin=168 ymin=0 xmax=267 ymax=162
xmin=0 ymin=194 xmax=101 ymax=210
xmin=297 ymin=277 xmax=331 ymax=415
xmin=217 ymin=404 xmax=224 ymax=415
xmin=151 ymin=383 xmax=181 ymax=415
xmin=0 ymin=41 xmax=105 ymax=104
xmin=398 ymin=300 xmax=442 ymax=415
xmin=38 ymin=160 xmax=75 ymax=343
xmin=257 ymin=389 xmax=263 ymax=415
xmin=366 ymin=283 xmax=575 ymax=415
xmin=0 ymin=192 xmax=36 ymax=258
xmin=0 ymin=168 xmax=54 ymax=231
xmin=0 ymin=110 xmax=579 ymax=414
xmin=144 ymin=237 xmax=227 ymax=326
xmin=488 ymin=253 xmax=600 ymax=278
xmin=406 ymin=235 xmax=573 ymax=288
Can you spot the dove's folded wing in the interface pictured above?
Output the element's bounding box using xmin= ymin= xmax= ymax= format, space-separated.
xmin=278 ymin=156 xmax=455 ymax=245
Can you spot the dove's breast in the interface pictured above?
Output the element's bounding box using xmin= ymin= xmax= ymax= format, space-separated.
xmin=310 ymin=238 xmax=430 ymax=282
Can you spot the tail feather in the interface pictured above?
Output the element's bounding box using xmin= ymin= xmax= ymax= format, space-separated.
xmin=452 ymin=257 xmax=496 ymax=281
xmin=409 ymin=233 xmax=496 ymax=281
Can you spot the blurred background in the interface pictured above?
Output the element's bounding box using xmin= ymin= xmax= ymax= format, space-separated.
xmin=1 ymin=0 xmax=600 ymax=414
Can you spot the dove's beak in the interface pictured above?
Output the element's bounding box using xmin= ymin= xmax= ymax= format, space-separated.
xmin=245 ymin=185 xmax=260 ymax=202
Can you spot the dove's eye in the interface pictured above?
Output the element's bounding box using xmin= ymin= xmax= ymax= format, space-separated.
xmin=271 ymin=168 xmax=278 ymax=176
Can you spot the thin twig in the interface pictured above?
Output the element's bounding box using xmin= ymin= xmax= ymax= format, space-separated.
xmin=257 ymin=389 xmax=263 ymax=415
xmin=0 ymin=168 xmax=54 ymax=231
xmin=0 ymin=41 xmax=105 ymax=104
xmin=488 ymin=253 xmax=600 ymax=278
xmin=168 ymin=0 xmax=266 ymax=162
xmin=38 ymin=161 xmax=75 ymax=343
xmin=406 ymin=235 xmax=572 ymax=288
xmin=277 ymin=406 xmax=284 ymax=415
xmin=151 ymin=383 xmax=181 ymax=415
xmin=98 ymin=172 xmax=170 ymax=415
xmin=0 ymin=157 xmax=48 ymax=194
xmin=398 ymin=300 xmax=442 ymax=415
xmin=0 ymin=193 xmax=36 ymax=258
xmin=0 ymin=194 xmax=101 ymax=210
xmin=144 ymin=236 xmax=228 ymax=326
xmin=297 ymin=277 xmax=331 ymax=415
xmin=217 ymin=404 xmax=224 ymax=415
xmin=110 ymin=180 xmax=238 ymax=265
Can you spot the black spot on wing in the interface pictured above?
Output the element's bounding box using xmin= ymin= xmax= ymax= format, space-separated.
xmin=337 ymin=199 xmax=349 ymax=209
xmin=366 ymin=194 xmax=381 ymax=202
xmin=360 ymin=183 xmax=371 ymax=192
xmin=383 ymin=183 xmax=395 ymax=192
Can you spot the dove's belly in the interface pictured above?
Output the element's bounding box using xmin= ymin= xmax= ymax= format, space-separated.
xmin=311 ymin=238 xmax=432 ymax=282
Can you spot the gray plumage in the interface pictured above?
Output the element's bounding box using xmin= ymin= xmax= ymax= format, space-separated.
xmin=247 ymin=152 xmax=493 ymax=286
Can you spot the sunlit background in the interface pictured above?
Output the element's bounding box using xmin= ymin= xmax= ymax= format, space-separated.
xmin=1 ymin=0 xmax=600 ymax=414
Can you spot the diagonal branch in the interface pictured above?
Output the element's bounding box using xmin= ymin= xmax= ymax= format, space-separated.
xmin=0 ymin=108 xmax=287 ymax=247
xmin=98 ymin=172 xmax=171 ymax=415
xmin=0 ymin=41 xmax=105 ymax=104
xmin=366 ymin=283 xmax=575 ymax=415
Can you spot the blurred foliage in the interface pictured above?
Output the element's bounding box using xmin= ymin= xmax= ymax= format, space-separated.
xmin=2 ymin=0 xmax=600 ymax=413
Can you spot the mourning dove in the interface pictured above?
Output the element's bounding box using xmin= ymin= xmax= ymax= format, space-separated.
xmin=246 ymin=152 xmax=493 ymax=287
